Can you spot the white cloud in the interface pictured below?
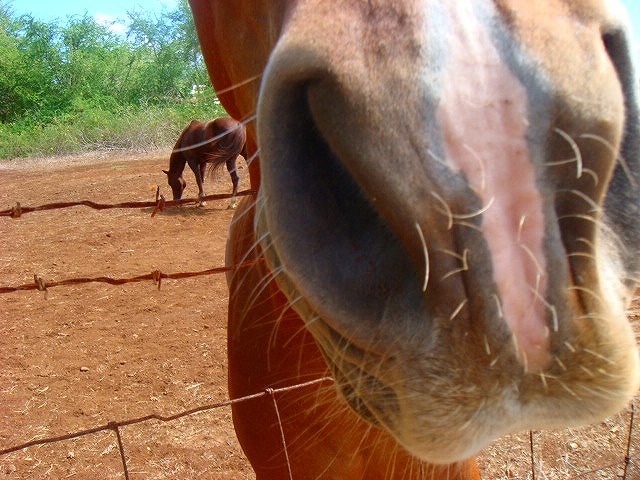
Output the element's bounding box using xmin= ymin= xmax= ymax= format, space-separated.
xmin=94 ymin=13 xmax=127 ymax=36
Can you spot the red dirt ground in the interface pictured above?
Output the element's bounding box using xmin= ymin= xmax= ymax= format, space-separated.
xmin=0 ymin=150 xmax=638 ymax=479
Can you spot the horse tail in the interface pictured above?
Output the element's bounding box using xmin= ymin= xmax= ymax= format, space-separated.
xmin=205 ymin=122 xmax=247 ymax=178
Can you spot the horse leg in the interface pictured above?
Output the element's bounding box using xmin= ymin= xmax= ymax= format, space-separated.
xmin=226 ymin=156 xmax=240 ymax=209
xmin=188 ymin=158 xmax=206 ymax=207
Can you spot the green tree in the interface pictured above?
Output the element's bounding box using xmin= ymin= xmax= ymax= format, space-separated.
xmin=0 ymin=6 xmax=63 ymax=122
xmin=58 ymin=14 xmax=123 ymax=110
xmin=125 ymin=0 xmax=207 ymax=102
xmin=0 ymin=0 xmax=223 ymax=158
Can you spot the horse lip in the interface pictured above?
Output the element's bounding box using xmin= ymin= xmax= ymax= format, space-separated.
xmin=330 ymin=361 xmax=381 ymax=426
xmin=310 ymin=316 xmax=401 ymax=429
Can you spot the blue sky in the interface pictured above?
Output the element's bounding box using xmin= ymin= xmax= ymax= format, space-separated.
xmin=10 ymin=0 xmax=180 ymax=19
xmin=8 ymin=0 xmax=180 ymax=34
xmin=624 ymin=1 xmax=640 ymax=41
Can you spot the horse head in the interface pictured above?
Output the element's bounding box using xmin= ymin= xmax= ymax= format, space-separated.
xmin=190 ymin=0 xmax=640 ymax=474
xmin=163 ymin=169 xmax=186 ymax=200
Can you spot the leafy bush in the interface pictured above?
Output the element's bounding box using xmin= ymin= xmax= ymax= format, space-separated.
xmin=0 ymin=90 xmax=227 ymax=158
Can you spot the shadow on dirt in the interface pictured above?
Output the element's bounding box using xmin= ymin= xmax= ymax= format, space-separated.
xmin=143 ymin=204 xmax=235 ymax=217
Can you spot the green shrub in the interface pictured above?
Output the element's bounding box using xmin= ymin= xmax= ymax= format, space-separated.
xmin=0 ymin=96 xmax=228 ymax=159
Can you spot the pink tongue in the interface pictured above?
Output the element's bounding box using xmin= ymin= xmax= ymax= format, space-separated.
xmin=436 ymin=2 xmax=550 ymax=371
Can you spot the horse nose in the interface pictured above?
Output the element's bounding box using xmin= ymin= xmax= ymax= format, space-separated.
xmin=258 ymin=0 xmax=634 ymax=371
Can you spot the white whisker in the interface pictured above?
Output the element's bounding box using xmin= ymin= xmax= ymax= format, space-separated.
xmin=519 ymin=243 xmax=544 ymax=278
xmin=517 ymin=215 xmax=526 ymax=244
xmin=427 ymin=148 xmax=448 ymax=168
xmin=430 ymin=191 xmax=453 ymax=230
xmin=554 ymin=356 xmax=567 ymax=371
xmin=580 ymin=132 xmax=627 ymax=187
xmin=567 ymin=285 xmax=605 ymax=308
xmin=483 ymin=334 xmax=491 ymax=355
xmin=553 ymin=378 xmax=579 ymax=398
xmin=558 ymin=189 xmax=600 ymax=213
xmin=553 ymin=128 xmax=583 ymax=179
xmin=214 ymin=73 xmax=263 ymax=96
xmin=557 ymin=213 xmax=601 ymax=226
xmin=583 ymin=348 xmax=616 ymax=366
xmin=493 ymin=294 xmax=504 ymax=319
xmin=462 ymin=143 xmax=486 ymax=192
xmin=415 ymin=223 xmax=430 ymax=292
xmin=539 ymin=372 xmax=548 ymax=390
xmin=441 ymin=249 xmax=469 ymax=281
xmin=450 ymin=299 xmax=468 ymax=321
xmin=526 ymin=282 xmax=557 ymax=333
xmin=450 ymin=196 xmax=495 ymax=220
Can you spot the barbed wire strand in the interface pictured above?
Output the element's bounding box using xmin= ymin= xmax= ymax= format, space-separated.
xmin=0 ymin=377 xmax=334 ymax=459
xmin=623 ymin=403 xmax=636 ymax=480
xmin=0 ymin=258 xmax=264 ymax=295
xmin=530 ymin=430 xmax=536 ymax=480
xmin=0 ymin=189 xmax=257 ymax=218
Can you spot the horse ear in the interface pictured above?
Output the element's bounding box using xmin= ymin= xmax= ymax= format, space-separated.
xmin=162 ymin=169 xmax=169 ymax=175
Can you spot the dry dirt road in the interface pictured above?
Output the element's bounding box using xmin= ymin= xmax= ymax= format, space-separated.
xmin=0 ymin=150 xmax=638 ymax=479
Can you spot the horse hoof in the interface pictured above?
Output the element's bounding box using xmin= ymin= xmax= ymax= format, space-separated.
xmin=197 ymin=201 xmax=207 ymax=207
xmin=228 ymin=202 xmax=237 ymax=209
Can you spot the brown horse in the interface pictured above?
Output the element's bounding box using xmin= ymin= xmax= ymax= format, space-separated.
xmin=163 ymin=117 xmax=247 ymax=208
xmin=190 ymin=1 xmax=640 ymax=479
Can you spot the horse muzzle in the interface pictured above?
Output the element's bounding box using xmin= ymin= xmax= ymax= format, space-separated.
xmin=255 ymin=0 xmax=640 ymax=463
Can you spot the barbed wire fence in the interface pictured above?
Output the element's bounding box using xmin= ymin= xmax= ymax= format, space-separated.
xmin=1 ymin=193 xmax=639 ymax=479
xmin=0 ymin=187 xmax=256 ymax=219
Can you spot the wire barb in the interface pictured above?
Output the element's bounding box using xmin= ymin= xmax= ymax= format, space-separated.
xmin=151 ymin=269 xmax=163 ymax=290
xmin=151 ymin=186 xmax=166 ymax=217
xmin=33 ymin=274 xmax=48 ymax=299
xmin=10 ymin=202 xmax=22 ymax=218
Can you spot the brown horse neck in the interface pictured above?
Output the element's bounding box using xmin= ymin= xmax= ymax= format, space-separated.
xmin=167 ymin=150 xmax=188 ymax=177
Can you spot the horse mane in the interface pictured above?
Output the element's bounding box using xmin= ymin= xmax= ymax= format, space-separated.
xmin=166 ymin=122 xmax=196 ymax=174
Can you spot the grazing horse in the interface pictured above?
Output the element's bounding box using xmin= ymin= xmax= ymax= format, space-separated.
xmin=163 ymin=117 xmax=247 ymax=208
xmin=189 ymin=1 xmax=640 ymax=479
